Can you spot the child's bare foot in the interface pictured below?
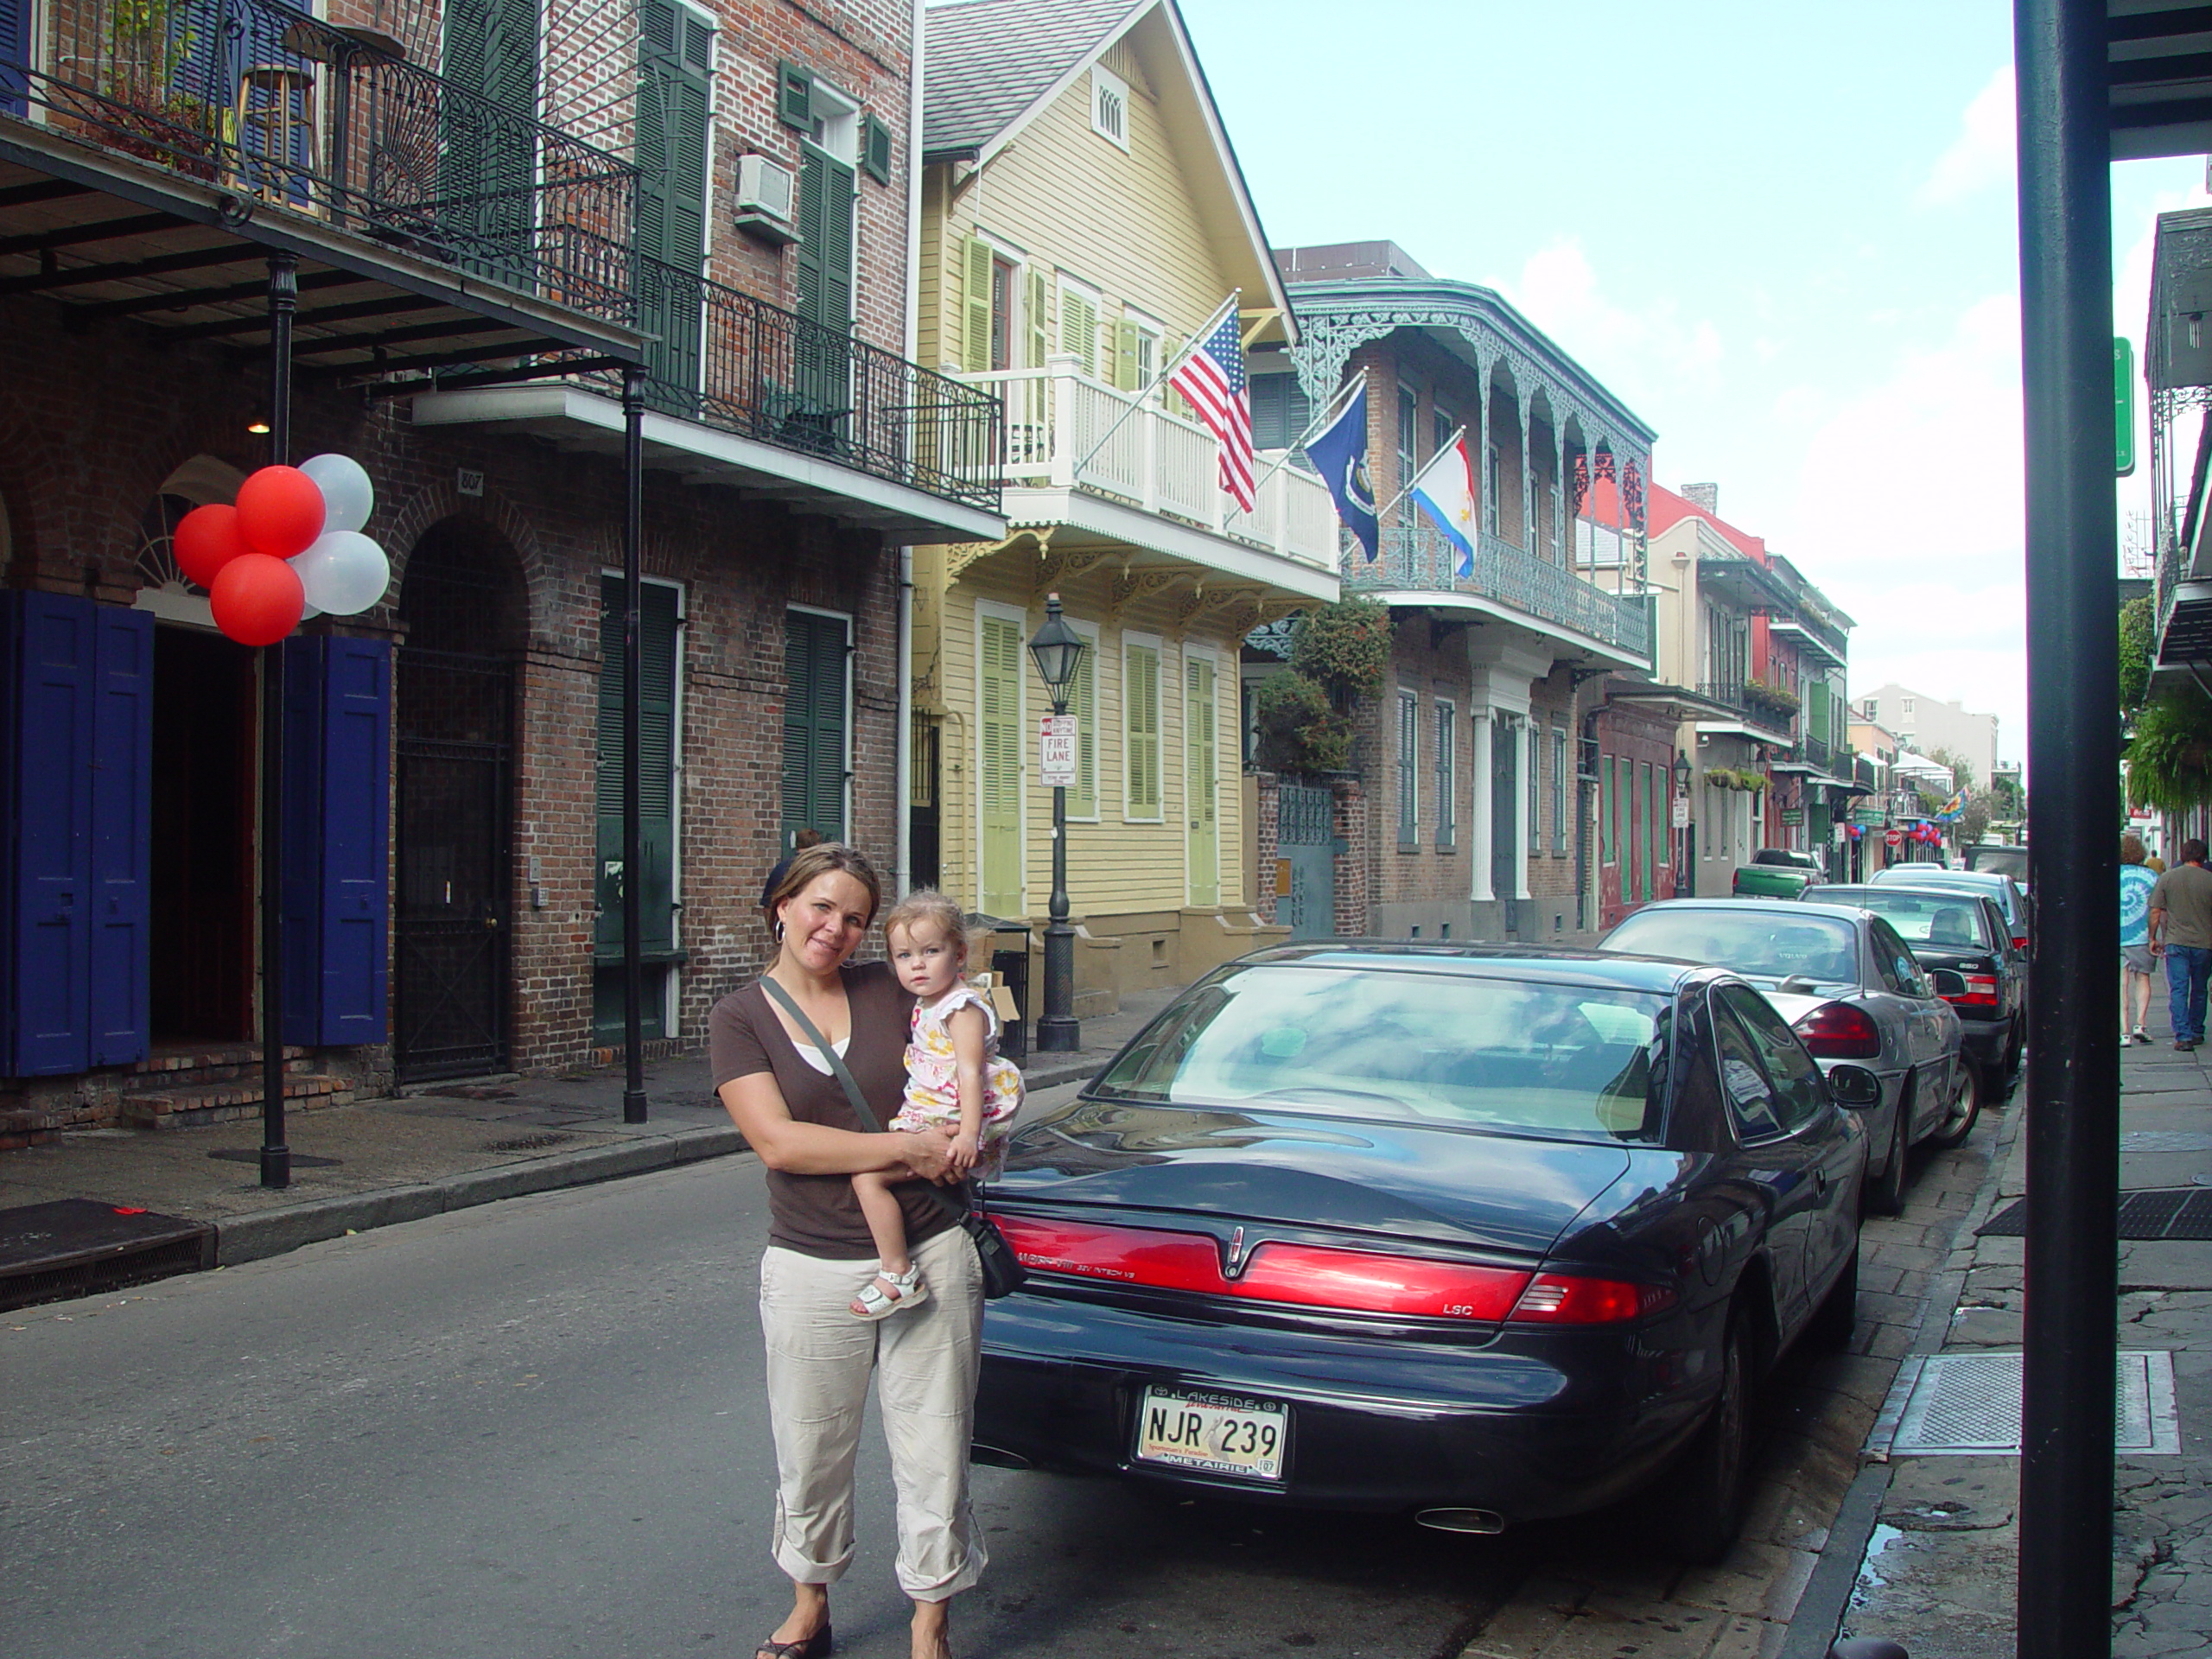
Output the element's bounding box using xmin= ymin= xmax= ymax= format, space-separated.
xmin=851 ymin=1262 xmax=929 ymax=1319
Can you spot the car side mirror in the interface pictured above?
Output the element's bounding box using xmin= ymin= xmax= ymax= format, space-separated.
xmin=1827 ymin=1064 xmax=1882 ymax=1109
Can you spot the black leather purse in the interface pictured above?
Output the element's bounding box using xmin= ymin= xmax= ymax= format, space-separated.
xmin=760 ymin=977 xmax=1027 ymax=1300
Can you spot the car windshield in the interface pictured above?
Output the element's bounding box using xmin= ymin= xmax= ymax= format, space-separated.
xmin=1876 ymin=868 xmax=2017 ymax=921
xmin=1090 ymin=964 xmax=1672 ymax=1143
xmin=1824 ymin=889 xmax=1989 ymax=948
xmin=1605 ymin=909 xmax=1860 ymax=989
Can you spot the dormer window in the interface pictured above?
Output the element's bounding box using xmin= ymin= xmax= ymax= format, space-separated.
xmin=1091 ymin=66 xmax=1130 ymax=149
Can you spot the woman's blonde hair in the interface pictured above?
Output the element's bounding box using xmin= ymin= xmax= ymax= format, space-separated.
xmin=765 ymin=843 xmax=884 ymax=939
xmin=882 ymin=889 xmax=980 ymax=963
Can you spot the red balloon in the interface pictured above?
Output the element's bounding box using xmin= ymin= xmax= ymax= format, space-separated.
xmin=172 ymin=503 xmax=251 ymax=589
xmin=235 ymin=465 xmax=326 ymax=559
xmin=210 ymin=553 xmax=306 ymax=646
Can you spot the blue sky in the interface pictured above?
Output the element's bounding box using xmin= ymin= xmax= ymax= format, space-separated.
xmin=1180 ymin=0 xmax=2201 ymax=774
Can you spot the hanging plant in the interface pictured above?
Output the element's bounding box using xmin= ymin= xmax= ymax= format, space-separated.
xmin=1252 ymin=670 xmax=1354 ymax=776
xmin=1743 ymin=678 xmax=1801 ymax=716
xmin=2120 ymin=595 xmax=2156 ymax=715
xmin=2126 ymin=685 xmax=2212 ymax=811
xmin=1704 ymin=767 xmax=1739 ymax=791
xmin=1289 ymin=596 xmax=1392 ymax=703
xmin=1732 ymin=768 xmax=1767 ymax=793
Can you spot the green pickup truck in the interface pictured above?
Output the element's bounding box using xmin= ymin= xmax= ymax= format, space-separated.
xmin=1730 ymin=849 xmax=1827 ymax=899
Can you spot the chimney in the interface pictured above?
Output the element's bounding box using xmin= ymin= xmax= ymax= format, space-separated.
xmin=1682 ymin=482 xmax=1719 ymax=515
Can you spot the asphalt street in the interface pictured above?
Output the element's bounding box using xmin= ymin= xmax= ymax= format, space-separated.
xmin=3 ymin=1142 xmax=1532 ymax=1659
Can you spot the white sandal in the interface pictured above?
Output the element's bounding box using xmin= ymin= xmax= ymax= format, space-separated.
xmin=851 ymin=1264 xmax=930 ymax=1320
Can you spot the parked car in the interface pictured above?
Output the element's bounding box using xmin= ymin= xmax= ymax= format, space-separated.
xmin=1732 ymin=849 xmax=1827 ymax=899
xmin=1802 ymin=884 xmax=2024 ymax=1097
xmin=1964 ymin=842 xmax=2030 ymax=891
xmin=1870 ymin=865 xmax=2033 ymax=955
xmin=1599 ymin=899 xmax=1974 ymax=1213
xmin=974 ymin=944 xmax=1874 ymax=1563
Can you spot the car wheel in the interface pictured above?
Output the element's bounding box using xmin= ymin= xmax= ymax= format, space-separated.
xmin=2005 ymin=1017 xmax=2026 ymax=1081
xmin=1804 ymin=1243 xmax=1859 ymax=1356
xmin=1926 ymin=1063 xmax=1982 ymax=1151
xmin=1864 ymin=1078 xmax=1912 ymax=1216
xmin=1648 ymin=1314 xmax=1751 ymax=1564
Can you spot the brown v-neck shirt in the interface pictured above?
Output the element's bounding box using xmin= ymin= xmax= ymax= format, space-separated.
xmin=709 ymin=960 xmax=950 ymax=1260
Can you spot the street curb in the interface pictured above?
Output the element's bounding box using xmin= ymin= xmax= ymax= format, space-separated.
xmin=213 ymin=1122 xmax=749 ymax=1266
xmin=1774 ymin=1096 xmax=2026 ymax=1659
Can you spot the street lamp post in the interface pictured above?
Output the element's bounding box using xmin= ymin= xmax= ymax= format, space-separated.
xmin=1673 ymin=750 xmax=1693 ymax=894
xmin=1027 ymin=594 xmax=1085 ymax=1052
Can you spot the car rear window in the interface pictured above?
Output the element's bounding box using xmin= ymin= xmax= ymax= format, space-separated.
xmin=1091 ymin=965 xmax=1672 ymax=1143
xmin=1827 ymin=890 xmax=1990 ymax=948
xmin=1605 ymin=909 xmax=1859 ymax=989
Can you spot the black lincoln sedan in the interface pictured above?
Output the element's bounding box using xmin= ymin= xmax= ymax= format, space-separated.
xmin=974 ymin=944 xmax=1873 ymax=1562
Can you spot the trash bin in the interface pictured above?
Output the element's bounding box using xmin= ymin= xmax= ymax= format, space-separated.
xmin=969 ymin=913 xmax=1033 ymax=1063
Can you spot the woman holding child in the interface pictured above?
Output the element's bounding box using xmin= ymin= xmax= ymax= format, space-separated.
xmin=710 ymin=842 xmax=1017 ymax=1659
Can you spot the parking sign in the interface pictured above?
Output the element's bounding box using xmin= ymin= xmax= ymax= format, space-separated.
xmin=1039 ymin=715 xmax=1077 ymax=787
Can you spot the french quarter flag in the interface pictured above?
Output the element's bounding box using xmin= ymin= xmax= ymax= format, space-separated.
xmin=1171 ymin=308 xmax=1255 ymax=512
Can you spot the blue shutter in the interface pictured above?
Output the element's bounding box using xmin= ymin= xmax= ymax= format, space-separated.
xmin=88 ymin=607 xmax=154 ymax=1066
xmin=2 ymin=595 xmax=97 ymax=1076
xmin=282 ymin=638 xmax=391 ymax=1046
xmin=1 ymin=0 xmax=28 ymax=120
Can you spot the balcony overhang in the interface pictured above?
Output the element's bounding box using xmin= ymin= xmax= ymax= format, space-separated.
xmin=1767 ymin=617 xmax=1847 ymax=669
xmin=1368 ymin=588 xmax=1646 ymax=672
xmin=1001 ymin=486 xmax=1338 ymax=602
xmin=1694 ymin=715 xmax=1795 ymax=745
xmin=2152 ymin=579 xmax=2212 ymax=686
xmin=1601 ymin=681 xmax=1738 ymax=722
xmin=0 ymin=130 xmax=645 ymax=366
xmin=1697 ymin=552 xmax=1795 ymax=613
xmin=411 ymin=383 xmax=1008 ymax=542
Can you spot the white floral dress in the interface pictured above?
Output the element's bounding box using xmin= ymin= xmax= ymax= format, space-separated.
xmin=889 ymin=983 xmax=1024 ymax=1179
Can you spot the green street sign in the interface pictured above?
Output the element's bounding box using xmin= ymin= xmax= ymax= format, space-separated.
xmin=2117 ymin=336 xmax=2137 ymax=478
xmin=1853 ymin=807 xmax=1887 ymax=827
xmin=1780 ymin=807 xmax=1805 ymax=827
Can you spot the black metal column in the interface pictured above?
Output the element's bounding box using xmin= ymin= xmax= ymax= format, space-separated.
xmin=621 ymin=366 xmax=648 ymax=1123
xmin=2015 ymin=3 xmax=2120 ymax=1655
xmin=1039 ymin=772 xmax=1077 ymax=1052
xmin=259 ymin=252 xmax=298 ymax=1190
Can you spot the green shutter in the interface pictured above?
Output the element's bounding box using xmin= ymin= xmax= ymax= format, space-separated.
xmin=1068 ymin=634 xmax=1096 ymax=817
xmin=1125 ymin=644 xmax=1159 ymax=815
xmin=963 ymin=237 xmax=994 ymax=374
xmin=1185 ymin=657 xmax=1218 ymax=905
xmin=979 ymin=616 xmax=1024 ymax=916
xmin=776 ymin=59 xmax=812 ymax=128
xmin=597 ymin=579 xmax=681 ymax=960
xmin=1113 ymin=317 xmax=1140 ymax=391
xmin=1060 ymin=292 xmax=1097 ymax=376
xmin=861 ymin=112 xmax=893 ymax=184
xmin=637 ymin=0 xmax=710 ymax=399
xmin=1026 ymin=269 xmax=1051 ymax=368
xmin=442 ymin=0 xmax=539 ymax=285
xmin=782 ymin=611 xmax=848 ymax=848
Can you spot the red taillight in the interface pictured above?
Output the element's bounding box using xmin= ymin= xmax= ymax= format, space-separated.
xmin=1508 ymin=1273 xmax=1678 ymax=1324
xmin=992 ymin=1214 xmax=1534 ymax=1321
xmin=1794 ymin=1001 xmax=1882 ymax=1058
xmin=2012 ymin=932 xmax=2030 ymax=950
xmin=1942 ymin=973 xmax=2002 ymax=1009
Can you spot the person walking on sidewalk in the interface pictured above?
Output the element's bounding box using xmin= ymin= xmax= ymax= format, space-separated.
xmin=711 ymin=842 xmax=983 ymax=1659
xmin=2123 ymin=832 xmax=2159 ymax=1043
xmin=2148 ymin=838 xmax=2212 ymax=1052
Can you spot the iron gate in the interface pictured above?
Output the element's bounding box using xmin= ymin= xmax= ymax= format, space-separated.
xmin=394 ymin=648 xmax=514 ymax=1082
xmin=1278 ymin=781 xmax=1336 ymax=941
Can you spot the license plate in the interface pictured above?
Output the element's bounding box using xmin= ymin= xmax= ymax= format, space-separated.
xmin=1135 ymin=1386 xmax=1288 ymax=1481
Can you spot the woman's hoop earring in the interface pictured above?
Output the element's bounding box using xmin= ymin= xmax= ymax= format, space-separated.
xmin=772 ymin=920 xmax=785 ymax=944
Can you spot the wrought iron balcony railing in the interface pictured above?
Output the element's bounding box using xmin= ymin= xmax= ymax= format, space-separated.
xmin=1697 ymin=678 xmax=1796 ymax=735
xmin=1343 ymin=524 xmax=1652 ymax=658
xmin=1801 ymin=732 xmax=1833 ymax=769
xmin=586 ymin=259 xmax=1002 ymax=511
xmin=8 ymin=0 xmax=636 ymax=323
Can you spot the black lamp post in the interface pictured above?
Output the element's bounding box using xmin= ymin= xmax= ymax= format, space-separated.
xmin=1673 ymin=750 xmax=1693 ymax=894
xmin=1027 ymin=593 xmax=1084 ymax=1052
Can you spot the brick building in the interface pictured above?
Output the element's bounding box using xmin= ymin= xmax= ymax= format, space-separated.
xmin=0 ymin=0 xmax=1001 ymax=1138
xmin=1269 ymin=241 xmax=1658 ymax=942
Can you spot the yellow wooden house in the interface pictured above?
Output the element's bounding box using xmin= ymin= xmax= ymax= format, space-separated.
xmin=912 ymin=0 xmax=1338 ymax=1015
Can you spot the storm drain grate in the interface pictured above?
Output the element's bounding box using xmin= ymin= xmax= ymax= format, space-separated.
xmin=1978 ymin=1186 xmax=2212 ymax=1239
xmin=1871 ymin=1351 xmax=2178 ymax=1457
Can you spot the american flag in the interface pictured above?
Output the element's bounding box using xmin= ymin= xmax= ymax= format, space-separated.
xmin=1170 ymin=308 xmax=1255 ymax=512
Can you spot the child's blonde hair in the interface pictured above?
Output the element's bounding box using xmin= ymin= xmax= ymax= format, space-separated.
xmin=882 ymin=889 xmax=983 ymax=966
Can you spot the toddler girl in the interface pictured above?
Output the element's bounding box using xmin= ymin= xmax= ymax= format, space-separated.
xmin=849 ymin=891 xmax=1024 ymax=1319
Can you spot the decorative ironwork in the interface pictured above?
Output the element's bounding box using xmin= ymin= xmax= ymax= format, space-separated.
xmin=1622 ymin=456 xmax=1645 ymax=531
xmin=14 ymin=0 xmax=638 ymax=324
xmin=1244 ymin=615 xmax=1300 ymax=659
xmin=1697 ymin=679 xmax=1796 ymax=737
xmin=1343 ymin=525 xmax=1650 ymax=659
xmin=582 ymin=258 xmax=1001 ymax=510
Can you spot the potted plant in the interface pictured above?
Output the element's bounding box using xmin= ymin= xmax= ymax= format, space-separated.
xmin=95 ymin=0 xmax=222 ymax=180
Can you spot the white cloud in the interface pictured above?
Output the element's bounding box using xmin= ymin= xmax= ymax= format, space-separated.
xmin=1918 ymin=66 xmax=2014 ymax=208
xmin=1503 ymin=239 xmax=1725 ymax=388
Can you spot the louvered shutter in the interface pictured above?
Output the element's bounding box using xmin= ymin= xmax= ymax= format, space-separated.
xmin=1026 ymin=270 xmax=1051 ymax=367
xmin=637 ymin=0 xmax=711 ymax=400
xmin=1067 ymin=635 xmax=1096 ymax=817
xmin=963 ymin=237 xmax=995 ymax=373
xmin=1113 ymin=319 xmax=1140 ymax=391
xmin=598 ymin=581 xmax=682 ymax=961
xmin=442 ymin=0 xmax=539 ymax=281
xmin=3 ymin=0 xmax=31 ymax=118
xmin=1185 ymin=658 xmax=1217 ymax=905
xmin=1060 ymin=292 xmax=1097 ymax=376
xmin=1125 ymin=644 xmax=1159 ymax=816
xmin=781 ymin=610 xmax=848 ymax=849
xmin=978 ymin=616 xmax=1024 ymax=916
xmin=796 ymin=143 xmax=855 ymax=331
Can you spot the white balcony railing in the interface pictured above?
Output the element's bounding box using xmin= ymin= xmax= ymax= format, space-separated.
xmin=959 ymin=357 xmax=1338 ymax=571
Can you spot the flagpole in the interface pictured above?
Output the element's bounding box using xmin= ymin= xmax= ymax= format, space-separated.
xmin=1248 ymin=369 xmax=1365 ymax=495
xmin=1374 ymin=424 xmax=1465 ymax=525
xmin=1071 ymin=290 xmax=1240 ymax=482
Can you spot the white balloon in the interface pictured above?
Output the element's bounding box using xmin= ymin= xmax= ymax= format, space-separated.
xmin=299 ymin=453 xmax=375 ymax=535
xmin=295 ymin=531 xmax=391 ymax=615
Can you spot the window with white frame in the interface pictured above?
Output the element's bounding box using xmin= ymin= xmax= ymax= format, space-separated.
xmin=1090 ymin=66 xmax=1130 ymax=149
xmin=1528 ymin=721 xmax=1541 ymax=858
xmin=1435 ymin=701 xmax=1456 ymax=849
xmin=1552 ymin=727 xmax=1568 ymax=854
xmin=1397 ymin=690 xmax=1419 ymax=848
xmin=1123 ymin=637 xmax=1161 ymax=819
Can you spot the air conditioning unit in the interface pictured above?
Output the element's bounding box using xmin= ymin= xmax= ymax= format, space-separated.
xmin=734 ymin=154 xmax=798 ymax=245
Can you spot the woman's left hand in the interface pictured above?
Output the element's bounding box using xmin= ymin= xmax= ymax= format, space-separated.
xmin=894 ymin=1128 xmax=963 ymax=1184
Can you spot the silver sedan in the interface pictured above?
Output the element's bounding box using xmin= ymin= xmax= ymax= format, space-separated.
xmin=1599 ymin=899 xmax=1972 ymax=1213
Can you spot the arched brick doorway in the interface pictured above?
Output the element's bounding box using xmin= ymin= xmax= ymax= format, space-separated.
xmin=393 ymin=517 xmax=526 ymax=1083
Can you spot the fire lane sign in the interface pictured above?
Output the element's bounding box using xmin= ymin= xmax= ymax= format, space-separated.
xmin=1039 ymin=715 xmax=1077 ymax=787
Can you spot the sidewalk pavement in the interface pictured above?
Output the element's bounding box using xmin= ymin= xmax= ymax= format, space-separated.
xmin=1834 ymin=1005 xmax=2212 ymax=1657
xmin=0 ymin=989 xmax=1176 ymax=1273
